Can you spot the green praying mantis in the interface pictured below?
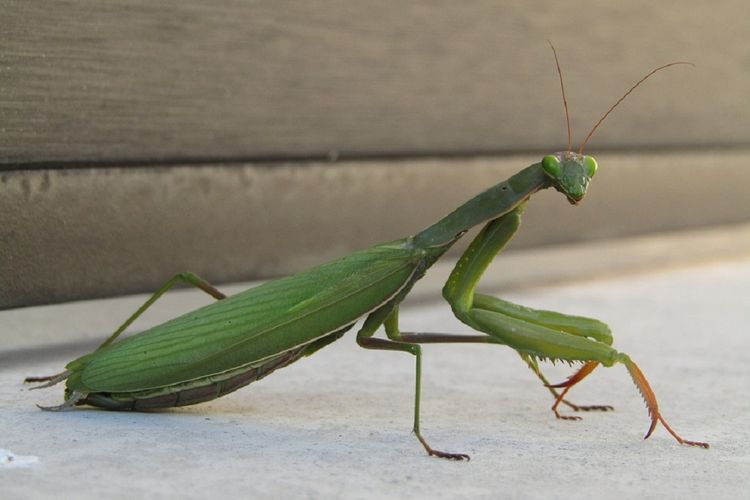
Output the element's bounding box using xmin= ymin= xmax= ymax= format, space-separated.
xmin=26 ymin=45 xmax=709 ymax=460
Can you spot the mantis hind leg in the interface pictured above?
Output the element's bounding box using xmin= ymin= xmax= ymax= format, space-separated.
xmin=95 ymin=271 xmax=227 ymax=351
xmin=442 ymin=208 xmax=708 ymax=447
xmin=25 ymin=272 xmax=227 ymax=388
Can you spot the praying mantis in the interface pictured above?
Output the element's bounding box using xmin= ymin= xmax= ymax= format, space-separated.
xmin=26 ymin=45 xmax=709 ymax=460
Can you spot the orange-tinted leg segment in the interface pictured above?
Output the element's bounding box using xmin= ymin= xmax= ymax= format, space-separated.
xmin=520 ymin=355 xmax=613 ymax=418
xmin=547 ymin=361 xmax=601 ymax=420
xmin=624 ymin=358 xmax=709 ymax=448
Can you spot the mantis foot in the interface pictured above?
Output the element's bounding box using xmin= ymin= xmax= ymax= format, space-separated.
xmin=428 ymin=449 xmax=471 ymax=461
xmin=564 ymin=402 xmax=614 ymax=412
xmin=415 ymin=433 xmax=470 ymax=461
xmin=553 ymin=411 xmax=583 ymax=421
xmin=553 ymin=400 xmax=614 ymax=420
xmin=673 ymin=437 xmax=710 ymax=449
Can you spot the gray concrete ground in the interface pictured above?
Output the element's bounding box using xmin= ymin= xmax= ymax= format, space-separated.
xmin=2 ymin=227 xmax=749 ymax=499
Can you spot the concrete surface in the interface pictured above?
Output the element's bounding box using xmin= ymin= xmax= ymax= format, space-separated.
xmin=1 ymin=231 xmax=749 ymax=499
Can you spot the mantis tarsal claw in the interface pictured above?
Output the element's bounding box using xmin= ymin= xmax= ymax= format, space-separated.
xmin=416 ymin=434 xmax=470 ymax=461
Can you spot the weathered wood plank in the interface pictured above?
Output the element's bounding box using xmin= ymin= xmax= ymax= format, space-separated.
xmin=1 ymin=1 xmax=748 ymax=165
xmin=3 ymin=150 xmax=750 ymax=308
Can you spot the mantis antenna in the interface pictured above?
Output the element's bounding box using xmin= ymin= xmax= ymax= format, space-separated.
xmin=548 ymin=40 xmax=572 ymax=153
xmin=578 ymin=61 xmax=694 ymax=154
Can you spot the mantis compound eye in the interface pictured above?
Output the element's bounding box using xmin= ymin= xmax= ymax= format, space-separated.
xmin=584 ymin=155 xmax=598 ymax=177
xmin=541 ymin=155 xmax=561 ymax=178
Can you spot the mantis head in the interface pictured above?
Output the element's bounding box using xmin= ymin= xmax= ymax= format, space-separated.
xmin=543 ymin=41 xmax=690 ymax=206
xmin=541 ymin=152 xmax=597 ymax=205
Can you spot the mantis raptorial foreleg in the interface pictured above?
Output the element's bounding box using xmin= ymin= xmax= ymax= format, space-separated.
xmin=445 ymin=209 xmax=621 ymax=365
xmin=465 ymin=295 xmax=616 ymax=418
xmin=466 ymin=295 xmax=615 ymax=416
xmin=442 ymin=208 xmax=708 ymax=447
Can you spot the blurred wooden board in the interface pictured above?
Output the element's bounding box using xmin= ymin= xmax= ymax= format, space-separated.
xmin=2 ymin=1 xmax=748 ymax=165
xmin=3 ymin=151 xmax=750 ymax=308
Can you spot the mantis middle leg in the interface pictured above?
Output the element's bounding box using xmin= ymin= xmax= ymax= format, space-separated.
xmin=356 ymin=304 xmax=471 ymax=460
